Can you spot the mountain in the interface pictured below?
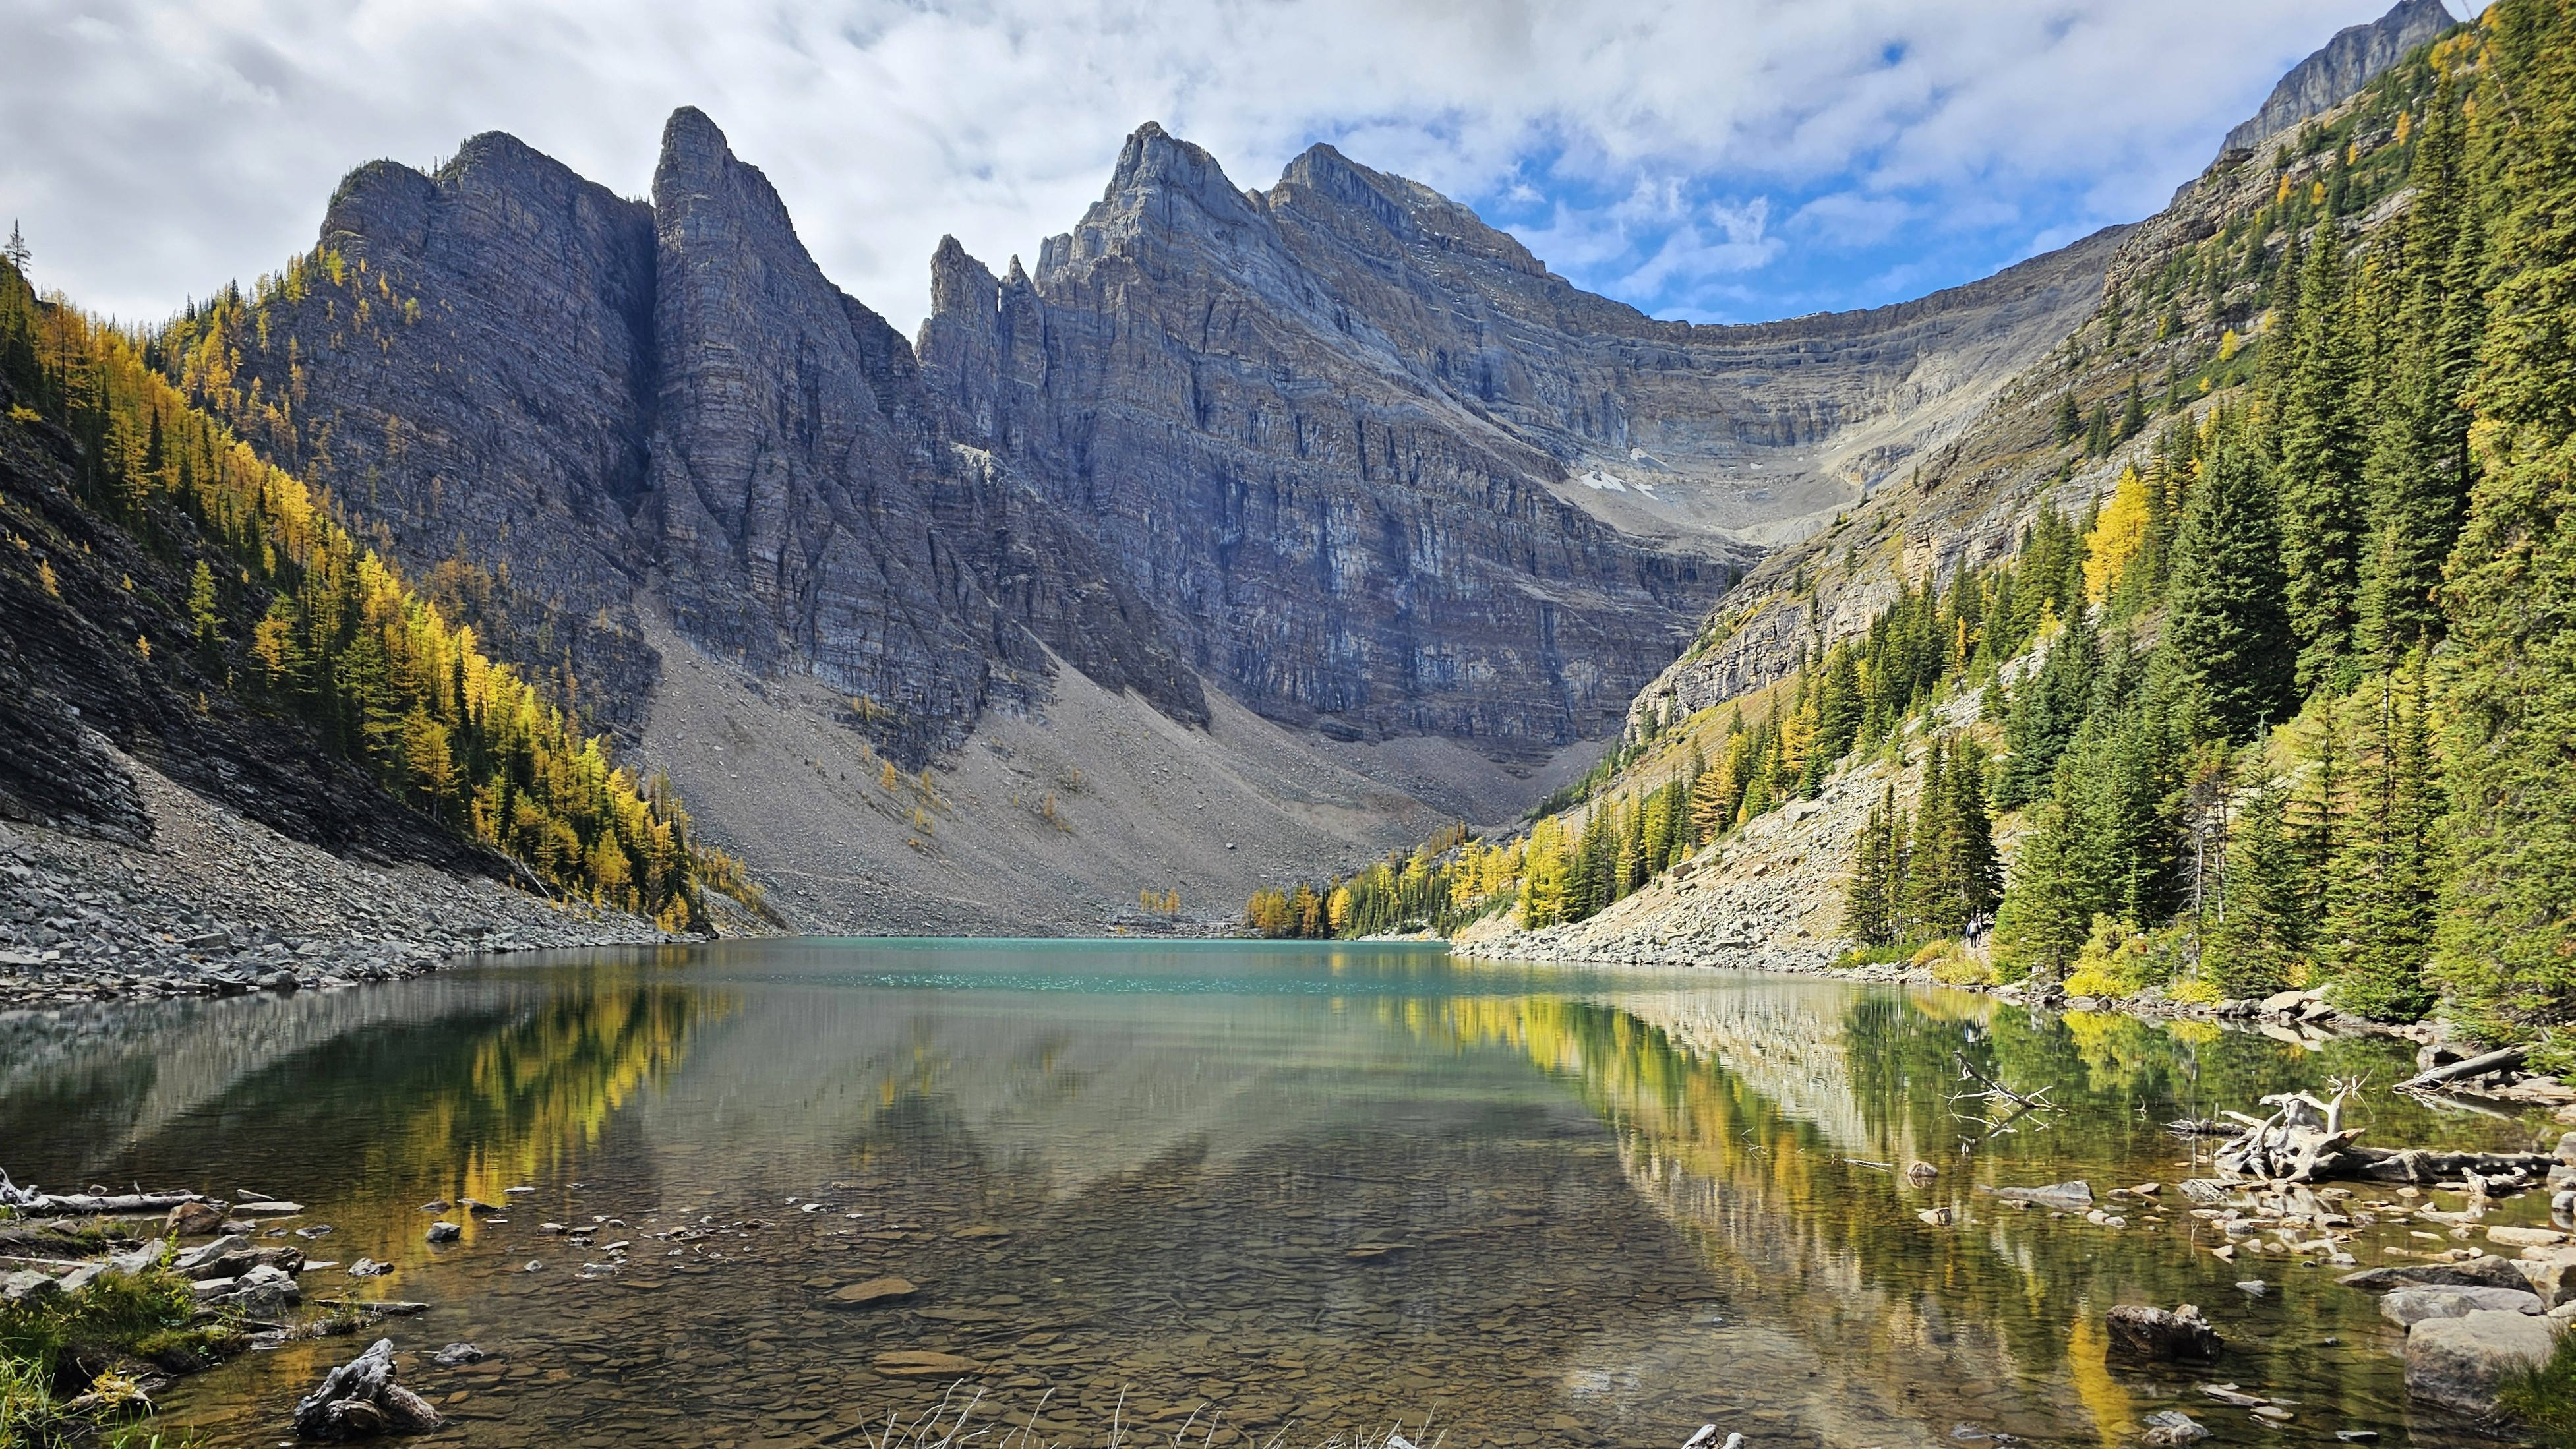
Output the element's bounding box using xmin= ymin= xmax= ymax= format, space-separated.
xmin=2222 ymin=0 xmax=2456 ymax=158
xmin=151 ymin=100 xmax=2116 ymax=930
xmin=1447 ymin=1 xmax=2499 ymax=1003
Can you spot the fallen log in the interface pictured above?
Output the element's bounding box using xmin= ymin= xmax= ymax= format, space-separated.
xmin=1 ymin=1191 xmax=211 ymax=1217
xmin=2395 ymin=1046 xmax=2527 ymax=1093
xmin=2341 ymin=1146 xmax=2552 ymax=1183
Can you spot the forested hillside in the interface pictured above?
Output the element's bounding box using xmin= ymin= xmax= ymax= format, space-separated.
xmin=0 ymin=257 xmax=760 ymax=930
xmin=1261 ymin=0 xmax=2576 ymax=1066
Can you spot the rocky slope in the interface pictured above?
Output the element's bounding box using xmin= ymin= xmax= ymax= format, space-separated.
xmin=0 ymin=372 xmax=684 ymax=1009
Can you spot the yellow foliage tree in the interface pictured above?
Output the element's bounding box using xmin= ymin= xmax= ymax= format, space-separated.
xmin=2082 ymin=465 xmax=2153 ymax=602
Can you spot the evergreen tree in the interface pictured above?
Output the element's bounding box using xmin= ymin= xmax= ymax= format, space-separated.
xmin=1841 ymin=786 xmax=1906 ymax=948
xmin=2324 ymin=655 xmax=2440 ymax=1020
xmin=2162 ymin=417 xmax=2298 ymax=740
xmin=1994 ymin=601 xmax=2100 ymax=807
xmin=2204 ymin=781 xmax=2305 ymax=998
xmin=2275 ymin=225 xmax=2368 ymax=692
xmin=1992 ymin=799 xmax=2091 ymax=982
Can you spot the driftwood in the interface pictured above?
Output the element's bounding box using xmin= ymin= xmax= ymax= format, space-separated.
xmin=2341 ymin=1146 xmax=2552 ymax=1183
xmin=2176 ymin=1083 xmax=2553 ymax=1184
xmin=2395 ymin=1046 xmax=2528 ymax=1094
xmin=2215 ymin=1084 xmax=2366 ymax=1182
xmin=0 ymin=1171 xmax=210 ymax=1218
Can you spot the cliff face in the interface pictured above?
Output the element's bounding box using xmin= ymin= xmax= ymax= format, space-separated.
xmin=919 ymin=127 xmax=1735 ymax=752
xmin=2223 ymin=0 xmax=2454 ymax=157
xmin=918 ymin=126 xmax=2113 ymax=752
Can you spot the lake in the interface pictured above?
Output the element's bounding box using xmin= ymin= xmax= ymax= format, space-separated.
xmin=0 ymin=940 xmax=2558 ymax=1447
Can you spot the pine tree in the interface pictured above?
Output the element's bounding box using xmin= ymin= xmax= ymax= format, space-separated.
xmin=1992 ymin=799 xmax=2091 ymax=981
xmin=2203 ymin=781 xmax=2305 ymax=998
xmin=2275 ymin=225 xmax=2368 ymax=692
xmin=2324 ymin=655 xmax=2440 ymax=1020
xmin=2162 ymin=416 xmax=2298 ymax=740
xmin=1841 ymin=787 xmax=1903 ymax=948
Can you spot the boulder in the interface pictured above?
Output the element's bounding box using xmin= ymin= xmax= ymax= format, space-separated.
xmin=2342 ymin=1257 xmax=2534 ymax=1293
xmin=167 ymin=1200 xmax=225 ymax=1235
xmin=424 ymin=1222 xmax=461 ymax=1245
xmin=1983 ymin=1181 xmax=2094 ymax=1209
xmin=2405 ymin=1309 xmax=2559 ymax=1415
xmin=227 ymin=1262 xmax=301 ymax=1316
xmin=2488 ymin=1225 xmax=2568 ymax=1249
xmin=184 ymin=1244 xmax=305 ymax=1281
xmin=2379 ymin=1286 xmax=2545 ymax=1326
xmin=173 ymin=1233 xmax=251 ymax=1275
xmin=2105 ymin=1303 xmax=2221 ymax=1361
xmin=2522 ymin=1247 xmax=2576 ymax=1307
xmin=2 ymin=1270 xmax=61 ymax=1303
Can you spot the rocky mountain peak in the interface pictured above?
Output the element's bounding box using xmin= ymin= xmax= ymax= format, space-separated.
xmin=1271 ymin=142 xmax=1547 ymax=280
xmin=2221 ymin=0 xmax=2456 ymax=158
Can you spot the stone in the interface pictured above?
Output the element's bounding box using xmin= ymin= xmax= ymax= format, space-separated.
xmin=2260 ymin=989 xmax=2309 ymax=1015
xmin=431 ymin=1342 xmax=486 ymax=1367
xmin=425 ymin=1221 xmax=462 ymax=1245
xmin=379 ymin=1384 xmax=443 ymax=1433
xmin=2105 ymin=1303 xmax=2221 ymax=1361
xmin=2379 ymin=1286 xmax=2546 ymax=1326
xmin=827 ymin=1276 xmax=920 ymax=1307
xmin=2405 ymin=1309 xmax=2560 ymax=1415
xmin=233 ymin=1199 xmax=305 ymax=1216
xmin=173 ymin=1234 xmax=253 ymax=1276
xmin=2 ymin=1270 xmax=61 ymax=1303
xmin=228 ymin=1262 xmax=301 ymax=1316
xmin=2138 ymin=1411 xmax=2208 ymax=1446
xmin=167 ymin=1200 xmax=225 ymax=1235
xmin=872 ymin=1350 xmax=984 ymax=1378
xmin=1904 ymin=1161 xmax=1940 ymax=1183
xmin=346 ymin=1258 xmax=392 ymax=1277
xmin=2341 ymin=1257 xmax=2534 ymax=1293
xmin=2488 ymin=1224 xmax=2568 ymax=1248
xmin=1984 ymin=1181 xmax=2093 ymax=1208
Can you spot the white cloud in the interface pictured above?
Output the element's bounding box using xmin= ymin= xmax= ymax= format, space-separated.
xmin=0 ymin=0 xmax=2419 ymax=328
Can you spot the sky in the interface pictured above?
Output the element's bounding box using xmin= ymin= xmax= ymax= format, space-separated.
xmin=1 ymin=0 xmax=2468 ymax=332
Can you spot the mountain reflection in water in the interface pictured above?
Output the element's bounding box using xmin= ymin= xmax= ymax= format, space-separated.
xmin=0 ymin=941 xmax=2549 ymax=1448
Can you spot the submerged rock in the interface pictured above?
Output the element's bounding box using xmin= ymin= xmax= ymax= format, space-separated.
xmin=2139 ymin=1410 xmax=2209 ymax=1446
xmin=2105 ymin=1303 xmax=2221 ymax=1361
xmin=825 ymin=1276 xmax=918 ymax=1307
xmin=2379 ymin=1286 xmax=2544 ymax=1327
xmin=2341 ymin=1258 xmax=2531 ymax=1293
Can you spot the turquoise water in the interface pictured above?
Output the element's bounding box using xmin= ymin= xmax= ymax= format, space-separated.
xmin=0 ymin=939 xmax=2557 ymax=1447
